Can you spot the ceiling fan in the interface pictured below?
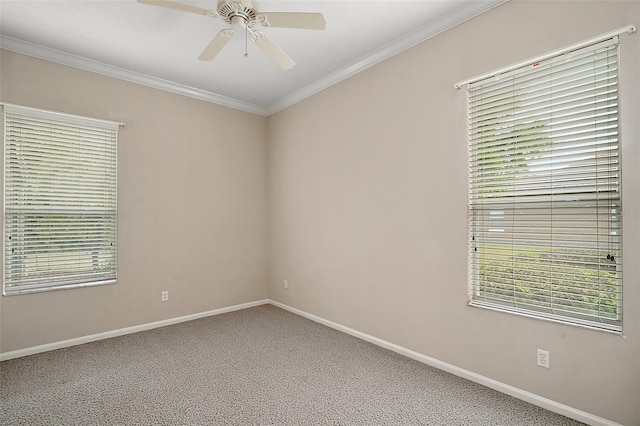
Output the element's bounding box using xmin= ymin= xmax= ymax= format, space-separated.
xmin=138 ymin=0 xmax=326 ymax=70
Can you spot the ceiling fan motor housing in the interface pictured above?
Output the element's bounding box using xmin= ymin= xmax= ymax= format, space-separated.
xmin=218 ymin=0 xmax=258 ymax=28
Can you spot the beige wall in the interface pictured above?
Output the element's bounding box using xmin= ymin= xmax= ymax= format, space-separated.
xmin=268 ymin=1 xmax=639 ymax=424
xmin=0 ymin=51 xmax=269 ymax=352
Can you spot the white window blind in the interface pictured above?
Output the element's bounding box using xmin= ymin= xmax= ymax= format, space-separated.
xmin=3 ymin=105 xmax=119 ymax=295
xmin=467 ymin=37 xmax=622 ymax=331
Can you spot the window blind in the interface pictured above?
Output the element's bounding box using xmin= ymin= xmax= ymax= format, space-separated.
xmin=3 ymin=105 xmax=119 ymax=295
xmin=467 ymin=38 xmax=622 ymax=331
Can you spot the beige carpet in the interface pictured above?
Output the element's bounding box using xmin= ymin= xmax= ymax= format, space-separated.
xmin=0 ymin=304 xmax=582 ymax=425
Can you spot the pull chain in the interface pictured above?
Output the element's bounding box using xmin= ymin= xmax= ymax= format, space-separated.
xmin=244 ymin=25 xmax=248 ymax=58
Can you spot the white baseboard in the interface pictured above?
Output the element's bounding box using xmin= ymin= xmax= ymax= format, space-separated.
xmin=0 ymin=299 xmax=269 ymax=361
xmin=268 ymin=299 xmax=620 ymax=426
xmin=0 ymin=297 xmax=621 ymax=426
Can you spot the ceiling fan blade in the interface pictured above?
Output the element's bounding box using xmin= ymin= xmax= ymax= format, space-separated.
xmin=257 ymin=12 xmax=326 ymax=30
xmin=251 ymin=32 xmax=295 ymax=70
xmin=199 ymin=29 xmax=234 ymax=61
xmin=137 ymin=0 xmax=216 ymax=17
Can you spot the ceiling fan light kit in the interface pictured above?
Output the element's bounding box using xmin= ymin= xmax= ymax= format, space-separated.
xmin=138 ymin=0 xmax=326 ymax=70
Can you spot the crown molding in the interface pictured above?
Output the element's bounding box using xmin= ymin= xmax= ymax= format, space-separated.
xmin=0 ymin=35 xmax=268 ymax=116
xmin=264 ymin=0 xmax=507 ymax=116
xmin=1 ymin=0 xmax=505 ymax=117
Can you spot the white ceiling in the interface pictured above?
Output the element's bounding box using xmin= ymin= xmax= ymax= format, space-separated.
xmin=0 ymin=0 xmax=504 ymax=115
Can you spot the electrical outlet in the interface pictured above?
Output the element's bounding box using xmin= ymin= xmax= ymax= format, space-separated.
xmin=161 ymin=291 xmax=169 ymax=302
xmin=283 ymin=280 xmax=288 ymax=289
xmin=537 ymin=349 xmax=549 ymax=368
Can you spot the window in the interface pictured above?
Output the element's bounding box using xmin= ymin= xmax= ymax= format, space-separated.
xmin=466 ymin=37 xmax=622 ymax=331
xmin=3 ymin=105 xmax=119 ymax=295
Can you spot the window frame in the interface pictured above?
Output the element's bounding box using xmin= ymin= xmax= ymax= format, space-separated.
xmin=2 ymin=104 xmax=121 ymax=295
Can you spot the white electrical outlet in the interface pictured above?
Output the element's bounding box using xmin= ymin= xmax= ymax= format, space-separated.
xmin=537 ymin=349 xmax=550 ymax=368
xmin=283 ymin=280 xmax=288 ymax=289
xmin=161 ymin=291 xmax=169 ymax=302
